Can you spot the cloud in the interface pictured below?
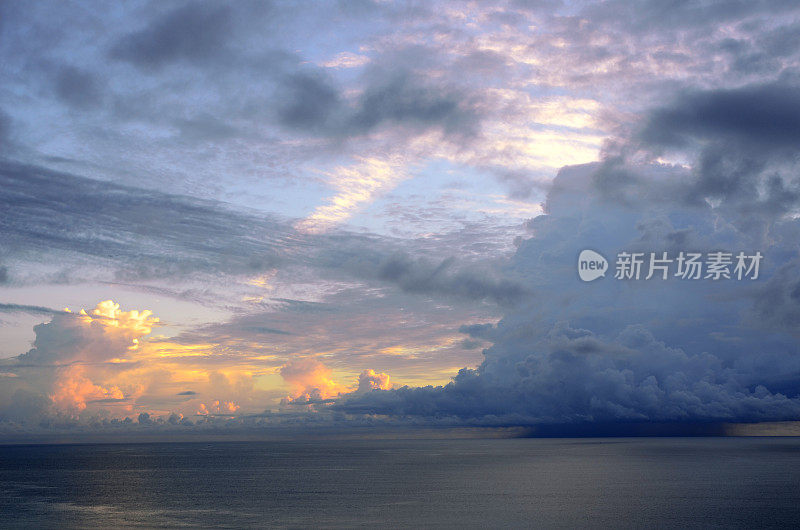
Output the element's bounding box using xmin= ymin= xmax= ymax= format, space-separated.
xmin=581 ymin=0 xmax=800 ymax=35
xmin=0 ymin=161 xmax=289 ymax=283
xmin=279 ymin=359 xmax=392 ymax=405
xmin=493 ymin=169 xmax=550 ymax=200
xmin=640 ymin=82 xmax=800 ymax=151
xmin=3 ymin=0 xmax=800 ymax=438
xmin=321 ymin=52 xmax=371 ymax=69
xmin=17 ymin=300 xmax=158 ymax=366
xmin=0 ymin=300 xmax=272 ymax=424
xmin=197 ymin=400 xmax=239 ymax=416
xmin=51 ymin=365 xmax=125 ymax=414
xmin=0 ymin=301 xmax=156 ymax=419
xmin=279 ymin=358 xmax=349 ymax=404
xmin=0 ymin=389 xmax=52 ymax=425
xmin=340 ymin=319 xmax=800 ymax=424
xmin=357 ymin=369 xmax=391 ymax=392
xmin=374 ymin=252 xmax=529 ymax=306
xmin=52 ymin=65 xmax=103 ymax=109
xmin=295 ymin=156 xmax=408 ymax=233
xmin=0 ymin=303 xmax=59 ymax=316
xmin=277 ymin=72 xmax=341 ymax=133
xmin=0 ymin=160 xmax=525 ymax=311
xmin=110 ymin=2 xmax=236 ymax=69
xmin=620 ymin=81 xmax=800 ymax=233
xmin=0 ymin=109 xmax=10 ymax=147
xmin=749 ymin=259 xmax=800 ymax=337
xmin=335 ymin=87 xmax=800 ymax=428
xmin=276 ymin=70 xmax=481 ymax=140
xmin=347 ymin=72 xmax=479 ymax=137
xmin=169 ymin=285 xmax=492 ymax=394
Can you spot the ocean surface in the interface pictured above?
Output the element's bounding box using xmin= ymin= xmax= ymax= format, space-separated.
xmin=1 ymin=437 xmax=799 ymax=528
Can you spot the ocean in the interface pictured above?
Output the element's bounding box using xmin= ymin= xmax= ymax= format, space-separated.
xmin=1 ymin=437 xmax=799 ymax=528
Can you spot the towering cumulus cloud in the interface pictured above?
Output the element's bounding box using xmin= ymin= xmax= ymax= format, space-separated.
xmin=0 ymin=300 xmax=266 ymax=425
xmin=280 ymin=359 xmax=392 ymax=406
xmin=337 ymin=84 xmax=800 ymax=429
xmin=3 ymin=301 xmax=159 ymax=416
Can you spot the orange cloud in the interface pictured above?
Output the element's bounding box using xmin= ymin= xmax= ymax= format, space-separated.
xmin=50 ymin=365 xmax=124 ymax=413
xmin=197 ymin=400 xmax=240 ymax=415
xmin=280 ymin=358 xmax=349 ymax=402
xmin=80 ymin=299 xmax=158 ymax=338
xmin=357 ymin=369 xmax=391 ymax=391
xmin=21 ymin=299 xmax=399 ymax=420
xmin=279 ymin=359 xmax=392 ymax=406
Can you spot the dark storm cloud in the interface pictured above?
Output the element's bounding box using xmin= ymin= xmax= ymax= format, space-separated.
xmin=0 ymin=109 xmax=10 ymax=142
xmin=110 ymin=2 xmax=236 ymax=69
xmin=102 ymin=1 xmax=485 ymax=150
xmin=618 ymin=80 xmax=800 ymax=348
xmin=0 ymin=389 xmax=52 ymax=425
xmin=458 ymin=323 xmax=496 ymax=341
xmin=694 ymin=147 xmax=800 ymax=217
xmin=459 ymin=338 xmax=483 ymax=350
xmin=307 ymin=236 xmax=529 ymax=305
xmin=53 ymin=66 xmax=103 ymax=110
xmin=276 ymin=70 xmax=482 ymax=139
xmin=750 ymin=259 xmax=800 ymax=336
xmin=579 ymin=80 xmax=800 ymax=242
xmin=374 ymin=253 xmax=528 ymax=306
xmin=277 ymin=72 xmax=341 ymax=131
xmin=0 ymin=109 xmax=12 ymax=157
xmin=338 ymin=323 xmax=800 ymax=424
xmin=640 ymin=82 xmax=800 ymax=150
xmin=348 ymin=73 xmax=477 ymax=136
xmin=336 ymin=137 xmax=800 ymax=427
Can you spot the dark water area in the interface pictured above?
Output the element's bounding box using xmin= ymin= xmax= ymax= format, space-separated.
xmin=1 ymin=437 xmax=799 ymax=528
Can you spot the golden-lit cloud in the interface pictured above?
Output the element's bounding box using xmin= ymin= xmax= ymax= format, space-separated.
xmin=7 ymin=295 xmax=465 ymax=421
xmin=279 ymin=358 xmax=350 ymax=401
xmin=50 ymin=365 xmax=124 ymax=413
xmin=279 ymin=358 xmax=392 ymax=404
xmin=22 ymin=300 xmax=160 ymax=367
xmin=357 ymin=369 xmax=391 ymax=391
xmin=197 ymin=400 xmax=240 ymax=416
xmin=14 ymin=300 xmax=265 ymax=418
xmin=295 ymin=156 xmax=408 ymax=233
xmin=78 ymin=299 xmax=158 ymax=339
xmin=33 ymin=300 xmax=158 ymax=414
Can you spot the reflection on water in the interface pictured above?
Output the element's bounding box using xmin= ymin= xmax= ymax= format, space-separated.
xmin=1 ymin=437 xmax=800 ymax=528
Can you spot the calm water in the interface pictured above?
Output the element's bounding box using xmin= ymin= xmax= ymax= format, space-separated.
xmin=1 ymin=437 xmax=799 ymax=528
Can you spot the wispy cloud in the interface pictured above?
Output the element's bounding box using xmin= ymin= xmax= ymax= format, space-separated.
xmin=296 ymin=157 xmax=408 ymax=233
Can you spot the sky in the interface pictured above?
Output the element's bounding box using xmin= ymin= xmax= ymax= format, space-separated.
xmin=1 ymin=0 xmax=800 ymax=438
